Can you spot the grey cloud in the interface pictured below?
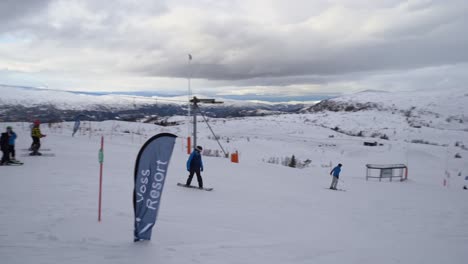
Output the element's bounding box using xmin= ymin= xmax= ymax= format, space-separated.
xmin=377 ymin=1 xmax=468 ymax=38
xmin=1 ymin=0 xmax=468 ymax=94
xmin=2 ymin=0 xmax=169 ymax=49
xmin=126 ymin=1 xmax=468 ymax=82
xmin=0 ymin=0 xmax=51 ymax=22
xmin=0 ymin=0 xmax=52 ymax=32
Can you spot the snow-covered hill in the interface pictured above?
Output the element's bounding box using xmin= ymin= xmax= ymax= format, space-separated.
xmin=0 ymin=85 xmax=310 ymax=121
xmin=0 ymin=85 xmax=167 ymax=110
xmin=0 ymin=116 xmax=467 ymax=264
xmin=0 ymin=85 xmax=310 ymax=110
xmin=304 ymin=88 xmax=468 ymax=138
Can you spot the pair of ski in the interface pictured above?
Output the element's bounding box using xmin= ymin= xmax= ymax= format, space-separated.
xmin=326 ymin=188 xmax=346 ymax=192
xmin=19 ymin=148 xmax=55 ymax=157
xmin=20 ymin=148 xmax=52 ymax=151
xmin=19 ymin=153 xmax=56 ymax=157
xmin=178 ymin=184 xmax=342 ymax=192
xmin=1 ymin=160 xmax=24 ymax=166
xmin=177 ymin=183 xmax=213 ymax=191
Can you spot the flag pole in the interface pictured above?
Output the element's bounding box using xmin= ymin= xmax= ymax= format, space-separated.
xmin=98 ymin=136 xmax=104 ymax=222
xmin=187 ymin=54 xmax=192 ymax=152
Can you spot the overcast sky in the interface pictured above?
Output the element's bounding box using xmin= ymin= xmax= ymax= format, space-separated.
xmin=0 ymin=0 xmax=467 ymax=98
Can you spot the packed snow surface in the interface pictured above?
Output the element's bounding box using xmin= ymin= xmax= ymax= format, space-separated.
xmin=1 ymin=113 xmax=467 ymax=263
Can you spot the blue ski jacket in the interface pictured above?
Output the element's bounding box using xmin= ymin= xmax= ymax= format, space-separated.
xmin=330 ymin=166 xmax=341 ymax=178
xmin=8 ymin=132 xmax=16 ymax=145
xmin=187 ymin=150 xmax=203 ymax=171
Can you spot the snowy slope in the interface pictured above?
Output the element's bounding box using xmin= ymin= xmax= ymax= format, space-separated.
xmin=0 ymin=117 xmax=467 ymax=264
xmin=297 ymin=88 xmax=468 ymax=147
xmin=333 ymin=89 xmax=467 ymax=118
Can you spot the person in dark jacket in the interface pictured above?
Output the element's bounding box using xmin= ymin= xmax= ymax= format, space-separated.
xmin=329 ymin=163 xmax=343 ymax=190
xmin=0 ymin=129 xmax=11 ymax=165
xmin=6 ymin=126 xmax=17 ymax=161
xmin=186 ymin=146 xmax=204 ymax=188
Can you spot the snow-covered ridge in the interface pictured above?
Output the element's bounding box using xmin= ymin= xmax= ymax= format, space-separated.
xmin=0 ymin=85 xmax=313 ymax=121
xmin=305 ymin=88 xmax=468 ymax=131
xmin=0 ymin=85 xmax=179 ymax=110
xmin=0 ymin=85 xmax=312 ymax=110
xmin=331 ymin=89 xmax=467 ymax=115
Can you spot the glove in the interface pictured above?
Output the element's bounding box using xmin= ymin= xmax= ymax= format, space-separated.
xmin=42 ymin=135 xmax=47 ymax=138
xmin=201 ymin=168 xmax=204 ymax=172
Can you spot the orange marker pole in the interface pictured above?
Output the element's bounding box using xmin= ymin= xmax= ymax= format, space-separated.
xmin=187 ymin=137 xmax=191 ymax=154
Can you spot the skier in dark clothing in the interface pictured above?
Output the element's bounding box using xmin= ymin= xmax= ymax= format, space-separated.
xmin=329 ymin=163 xmax=343 ymax=190
xmin=0 ymin=129 xmax=11 ymax=165
xmin=186 ymin=146 xmax=204 ymax=188
xmin=6 ymin=126 xmax=17 ymax=161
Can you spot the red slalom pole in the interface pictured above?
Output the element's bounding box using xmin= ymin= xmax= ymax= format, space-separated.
xmin=187 ymin=137 xmax=191 ymax=154
xmin=98 ymin=136 xmax=104 ymax=222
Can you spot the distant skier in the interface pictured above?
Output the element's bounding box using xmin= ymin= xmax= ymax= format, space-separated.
xmin=0 ymin=128 xmax=11 ymax=165
xmin=329 ymin=163 xmax=343 ymax=190
xmin=6 ymin=126 xmax=17 ymax=161
xmin=30 ymin=120 xmax=46 ymax=156
xmin=185 ymin=146 xmax=204 ymax=188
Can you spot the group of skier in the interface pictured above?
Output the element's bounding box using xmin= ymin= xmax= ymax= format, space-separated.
xmin=0 ymin=120 xmax=46 ymax=166
xmin=0 ymin=126 xmax=17 ymax=165
xmin=2 ymin=121 xmax=344 ymax=191
xmin=2 ymin=120 xmax=344 ymax=190
xmin=183 ymin=144 xmax=344 ymax=191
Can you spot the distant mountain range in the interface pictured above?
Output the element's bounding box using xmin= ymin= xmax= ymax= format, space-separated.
xmin=0 ymin=85 xmax=315 ymax=122
xmin=2 ymin=84 xmax=466 ymax=135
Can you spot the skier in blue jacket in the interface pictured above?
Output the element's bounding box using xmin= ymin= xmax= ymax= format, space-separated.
xmin=6 ymin=126 xmax=17 ymax=161
xmin=329 ymin=163 xmax=342 ymax=190
xmin=186 ymin=146 xmax=204 ymax=188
